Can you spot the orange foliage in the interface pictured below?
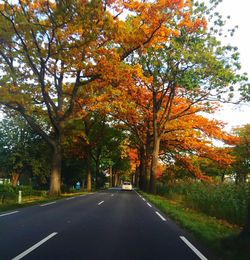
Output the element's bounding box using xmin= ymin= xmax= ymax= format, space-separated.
xmin=175 ymin=156 xmax=213 ymax=182
xmin=105 ymin=79 xmax=238 ymax=180
xmin=156 ymin=163 xmax=166 ymax=179
xmin=127 ymin=148 xmax=140 ymax=172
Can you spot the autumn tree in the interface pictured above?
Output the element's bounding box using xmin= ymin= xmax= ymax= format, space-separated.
xmin=107 ymin=77 xmax=240 ymax=190
xmin=0 ymin=0 xmax=181 ymax=195
xmin=98 ymin=80 xmax=153 ymax=190
xmin=153 ymin=101 xmax=237 ymax=184
xmin=0 ymin=0 xmax=109 ymax=195
xmin=125 ymin=0 xmax=249 ymax=193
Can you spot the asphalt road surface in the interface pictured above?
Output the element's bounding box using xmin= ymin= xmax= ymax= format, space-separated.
xmin=0 ymin=188 xmax=215 ymax=260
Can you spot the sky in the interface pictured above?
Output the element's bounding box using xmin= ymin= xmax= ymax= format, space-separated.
xmin=206 ymin=0 xmax=250 ymax=131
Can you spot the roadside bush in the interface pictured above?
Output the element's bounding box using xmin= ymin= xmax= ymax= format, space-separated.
xmin=156 ymin=181 xmax=250 ymax=226
xmin=0 ymin=184 xmax=47 ymax=204
xmin=0 ymin=184 xmax=17 ymax=204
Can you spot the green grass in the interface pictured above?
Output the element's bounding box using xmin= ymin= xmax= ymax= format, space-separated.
xmin=140 ymin=191 xmax=250 ymax=260
xmin=0 ymin=190 xmax=89 ymax=213
xmin=156 ymin=182 xmax=250 ymax=226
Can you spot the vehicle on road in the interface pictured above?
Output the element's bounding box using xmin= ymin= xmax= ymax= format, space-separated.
xmin=122 ymin=181 xmax=132 ymax=191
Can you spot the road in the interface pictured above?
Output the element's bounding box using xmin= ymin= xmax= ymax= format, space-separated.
xmin=0 ymin=189 xmax=215 ymax=260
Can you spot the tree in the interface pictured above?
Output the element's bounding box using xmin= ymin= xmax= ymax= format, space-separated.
xmin=0 ymin=0 xmax=177 ymax=195
xmin=232 ymin=124 xmax=250 ymax=183
xmin=63 ymin=110 xmax=130 ymax=190
xmin=0 ymin=114 xmax=50 ymax=187
xmin=127 ymin=0 xmax=249 ymax=193
xmin=230 ymin=125 xmax=250 ymax=240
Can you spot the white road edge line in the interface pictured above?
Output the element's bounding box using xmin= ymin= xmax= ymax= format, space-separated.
xmin=155 ymin=211 xmax=166 ymax=221
xmin=180 ymin=236 xmax=207 ymax=260
xmin=142 ymin=198 xmax=146 ymax=201
xmin=147 ymin=202 xmax=152 ymax=208
xmin=0 ymin=211 xmax=19 ymax=217
xmin=12 ymin=232 xmax=58 ymax=260
xmin=79 ymin=193 xmax=94 ymax=197
xmin=66 ymin=197 xmax=75 ymax=200
xmin=134 ymin=190 xmax=142 ymax=198
xmin=40 ymin=201 xmax=56 ymax=207
xmin=98 ymin=201 xmax=104 ymax=205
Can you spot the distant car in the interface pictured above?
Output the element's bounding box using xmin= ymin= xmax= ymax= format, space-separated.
xmin=122 ymin=181 xmax=132 ymax=191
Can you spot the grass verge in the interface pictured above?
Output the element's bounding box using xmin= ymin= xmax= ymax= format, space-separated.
xmin=140 ymin=191 xmax=250 ymax=260
xmin=0 ymin=191 xmax=89 ymax=213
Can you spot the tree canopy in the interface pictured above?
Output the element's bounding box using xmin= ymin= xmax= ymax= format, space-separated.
xmin=0 ymin=0 xmax=249 ymax=195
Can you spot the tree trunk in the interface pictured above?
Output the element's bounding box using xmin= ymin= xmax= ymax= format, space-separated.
xmin=150 ymin=102 xmax=161 ymax=194
xmin=109 ymin=165 xmax=113 ymax=188
xmin=221 ymin=171 xmax=225 ymax=182
xmin=134 ymin=166 xmax=139 ymax=187
xmin=145 ymin=129 xmax=152 ymax=192
xmin=138 ymin=158 xmax=144 ymax=190
xmin=49 ymin=143 xmax=62 ymax=196
xmin=139 ymin=147 xmax=147 ymax=191
xmin=87 ymin=170 xmax=91 ymax=192
xmin=95 ymin=159 xmax=100 ymax=189
xmin=112 ymin=171 xmax=116 ymax=187
xmin=139 ymin=154 xmax=151 ymax=192
xmin=240 ymin=201 xmax=250 ymax=238
xmin=11 ymin=172 xmax=20 ymax=187
xmin=114 ymin=173 xmax=119 ymax=187
xmin=86 ymin=147 xmax=92 ymax=192
xmin=150 ymin=136 xmax=160 ymax=194
xmin=145 ymin=157 xmax=151 ymax=192
xmin=81 ymin=178 xmax=85 ymax=191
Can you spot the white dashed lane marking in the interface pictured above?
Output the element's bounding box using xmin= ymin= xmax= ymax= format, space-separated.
xmin=12 ymin=232 xmax=58 ymax=260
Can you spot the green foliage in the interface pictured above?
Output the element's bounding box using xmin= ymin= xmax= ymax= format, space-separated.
xmin=137 ymin=0 xmax=249 ymax=105
xmin=156 ymin=181 xmax=250 ymax=226
xmin=61 ymin=157 xmax=86 ymax=189
xmin=63 ymin=114 xmax=131 ymax=188
xmin=0 ymin=114 xmax=51 ymax=186
xmin=0 ymin=184 xmax=47 ymax=205
xmin=141 ymin=191 xmax=249 ymax=260
xmin=232 ymin=124 xmax=250 ymax=183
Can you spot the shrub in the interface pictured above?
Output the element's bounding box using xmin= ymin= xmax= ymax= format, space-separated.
xmin=0 ymin=184 xmax=47 ymax=204
xmin=156 ymin=181 xmax=250 ymax=226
